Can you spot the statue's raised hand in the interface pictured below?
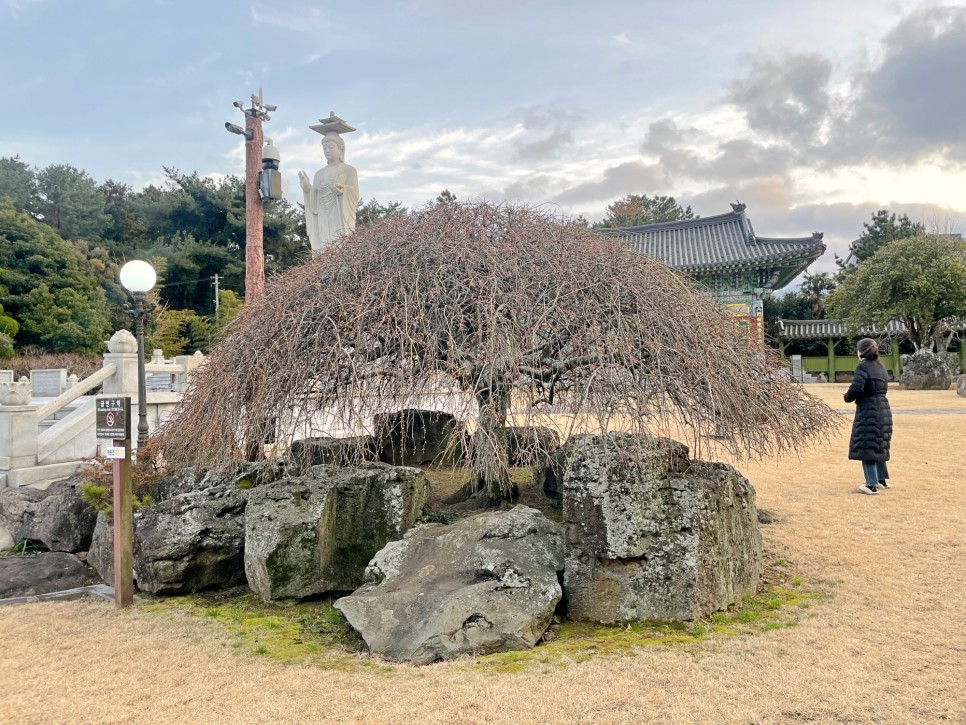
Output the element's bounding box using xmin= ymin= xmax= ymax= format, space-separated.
xmin=298 ymin=170 xmax=311 ymax=192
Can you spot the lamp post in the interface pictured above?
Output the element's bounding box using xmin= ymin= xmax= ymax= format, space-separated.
xmin=119 ymin=260 xmax=157 ymax=452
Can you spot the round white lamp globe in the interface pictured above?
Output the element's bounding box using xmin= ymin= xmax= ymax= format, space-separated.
xmin=119 ymin=260 xmax=157 ymax=293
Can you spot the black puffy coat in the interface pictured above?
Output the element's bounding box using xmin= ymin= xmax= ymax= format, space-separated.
xmin=844 ymin=359 xmax=893 ymax=462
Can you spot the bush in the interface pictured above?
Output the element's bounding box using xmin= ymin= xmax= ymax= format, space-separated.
xmin=0 ymin=333 xmax=13 ymax=360
xmin=7 ymin=351 xmax=103 ymax=379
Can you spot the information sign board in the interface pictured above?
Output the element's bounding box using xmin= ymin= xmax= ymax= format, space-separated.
xmin=96 ymin=397 xmax=131 ymax=440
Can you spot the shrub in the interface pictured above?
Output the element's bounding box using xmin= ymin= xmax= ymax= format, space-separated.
xmin=8 ymin=350 xmax=103 ymax=380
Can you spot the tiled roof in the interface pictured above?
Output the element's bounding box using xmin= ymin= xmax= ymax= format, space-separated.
xmin=778 ymin=319 xmax=909 ymax=340
xmin=603 ymin=204 xmax=826 ymax=275
xmin=779 ymin=318 xmax=966 ymax=340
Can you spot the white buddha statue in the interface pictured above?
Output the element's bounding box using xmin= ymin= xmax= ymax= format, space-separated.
xmin=299 ymin=131 xmax=359 ymax=252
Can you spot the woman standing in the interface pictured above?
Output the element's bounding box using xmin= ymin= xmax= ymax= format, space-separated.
xmin=844 ymin=338 xmax=893 ymax=495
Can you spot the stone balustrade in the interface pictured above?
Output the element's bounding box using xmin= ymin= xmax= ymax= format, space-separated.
xmin=0 ymin=336 xmax=207 ymax=487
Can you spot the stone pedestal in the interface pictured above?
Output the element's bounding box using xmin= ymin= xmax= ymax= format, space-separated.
xmin=173 ymin=353 xmax=206 ymax=393
xmin=102 ymin=353 xmax=139 ymax=396
xmin=0 ymin=405 xmax=39 ymax=471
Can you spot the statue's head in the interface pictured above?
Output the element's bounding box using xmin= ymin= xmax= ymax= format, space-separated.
xmin=322 ymin=132 xmax=345 ymax=163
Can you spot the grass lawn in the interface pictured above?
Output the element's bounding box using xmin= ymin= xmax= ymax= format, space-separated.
xmin=1 ymin=384 xmax=963 ymax=724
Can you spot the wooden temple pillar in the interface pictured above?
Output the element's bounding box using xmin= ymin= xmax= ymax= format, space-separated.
xmin=826 ymin=338 xmax=836 ymax=382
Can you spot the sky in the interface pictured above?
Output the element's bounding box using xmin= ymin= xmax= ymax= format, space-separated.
xmin=2 ymin=0 xmax=965 ymax=278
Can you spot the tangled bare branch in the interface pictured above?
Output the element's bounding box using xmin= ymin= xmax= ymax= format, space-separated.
xmin=157 ymin=202 xmax=836 ymax=496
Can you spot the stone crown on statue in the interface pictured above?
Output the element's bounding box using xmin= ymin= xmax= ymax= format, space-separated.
xmin=310 ymin=112 xmax=356 ymax=136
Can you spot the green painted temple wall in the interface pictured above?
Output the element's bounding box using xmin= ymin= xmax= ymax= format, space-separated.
xmin=780 ymin=339 xmax=966 ymax=381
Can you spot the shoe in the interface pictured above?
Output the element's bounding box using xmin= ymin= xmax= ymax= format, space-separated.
xmin=877 ymin=481 xmax=891 ymax=490
xmin=858 ymin=484 xmax=878 ymax=495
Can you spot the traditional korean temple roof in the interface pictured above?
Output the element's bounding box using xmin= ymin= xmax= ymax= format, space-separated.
xmin=779 ymin=318 xmax=966 ymax=340
xmin=778 ymin=319 xmax=909 ymax=340
xmin=603 ymin=202 xmax=826 ymax=290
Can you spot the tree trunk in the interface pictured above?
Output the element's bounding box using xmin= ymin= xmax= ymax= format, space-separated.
xmin=469 ymin=382 xmax=512 ymax=500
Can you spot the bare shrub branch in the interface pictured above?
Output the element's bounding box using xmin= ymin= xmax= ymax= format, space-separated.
xmin=157 ymin=202 xmax=837 ymax=496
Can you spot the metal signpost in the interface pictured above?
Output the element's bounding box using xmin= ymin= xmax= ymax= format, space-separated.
xmin=96 ymin=397 xmax=133 ymax=609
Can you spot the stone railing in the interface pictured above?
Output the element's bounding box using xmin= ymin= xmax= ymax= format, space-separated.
xmin=35 ymin=364 xmax=117 ymax=423
xmin=0 ymin=331 xmax=206 ymax=487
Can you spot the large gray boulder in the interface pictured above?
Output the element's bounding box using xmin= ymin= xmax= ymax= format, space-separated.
xmin=900 ymin=350 xmax=956 ymax=390
xmin=245 ymin=464 xmax=429 ymax=601
xmin=956 ymin=374 xmax=966 ymax=398
xmin=0 ymin=487 xmax=47 ymax=548
xmin=151 ymin=467 xmax=208 ymax=500
xmin=133 ymin=484 xmax=248 ymax=594
xmin=335 ymin=506 xmax=564 ymax=665
xmin=536 ymin=447 xmax=568 ymax=501
xmin=562 ymin=433 xmax=762 ymax=623
xmin=0 ymin=552 xmax=90 ymax=598
xmin=17 ymin=479 xmax=97 ymax=553
xmin=507 ymin=426 xmax=560 ymax=467
xmin=86 ymin=511 xmax=114 ymax=585
xmin=287 ymin=436 xmax=379 ymax=469
xmin=373 ymin=409 xmax=465 ymax=466
xmin=146 ymin=460 xmax=288 ymax=503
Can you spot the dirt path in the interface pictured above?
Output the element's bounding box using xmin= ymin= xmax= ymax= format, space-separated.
xmin=2 ymin=386 xmax=965 ymax=724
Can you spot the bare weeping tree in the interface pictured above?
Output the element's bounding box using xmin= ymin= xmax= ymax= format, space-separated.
xmin=157 ymin=202 xmax=835 ymax=498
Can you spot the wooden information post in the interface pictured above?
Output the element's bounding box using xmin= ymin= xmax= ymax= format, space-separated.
xmin=96 ymin=397 xmax=133 ymax=609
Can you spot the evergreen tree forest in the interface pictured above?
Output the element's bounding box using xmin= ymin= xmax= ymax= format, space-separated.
xmin=0 ymin=156 xmax=311 ymax=358
xmin=0 ymin=157 xmax=448 ymax=359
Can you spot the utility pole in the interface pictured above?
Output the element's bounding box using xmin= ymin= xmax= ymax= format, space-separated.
xmin=225 ymin=89 xmax=277 ymax=303
xmin=211 ymin=273 xmax=220 ymax=351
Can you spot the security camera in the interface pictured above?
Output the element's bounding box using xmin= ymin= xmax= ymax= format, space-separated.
xmin=224 ymin=122 xmax=254 ymax=140
xmin=233 ymin=100 xmax=245 ymax=109
xmin=264 ymin=104 xmax=277 ymax=112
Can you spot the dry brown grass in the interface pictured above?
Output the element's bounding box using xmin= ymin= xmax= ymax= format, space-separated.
xmin=2 ymin=384 xmax=965 ymax=724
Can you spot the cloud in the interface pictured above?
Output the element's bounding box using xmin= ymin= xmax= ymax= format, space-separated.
xmin=506 ymin=104 xmax=583 ymax=161
xmin=613 ymin=32 xmax=630 ymax=46
xmin=840 ymin=5 xmax=966 ymax=163
xmin=516 ymin=104 xmax=582 ymax=131
xmin=641 ymin=118 xmax=692 ymax=156
xmin=640 ymin=116 xmax=798 ymax=187
xmin=720 ymin=6 xmax=966 ymax=167
xmin=729 ymin=52 xmax=833 ymax=146
xmin=145 ymin=5 xmax=966 ymax=270
xmin=552 ymin=160 xmax=665 ymax=206
xmin=500 ymin=174 xmax=555 ymax=203
xmin=688 ymin=175 xmax=800 ymax=224
xmin=513 ymin=130 xmax=574 ymax=162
